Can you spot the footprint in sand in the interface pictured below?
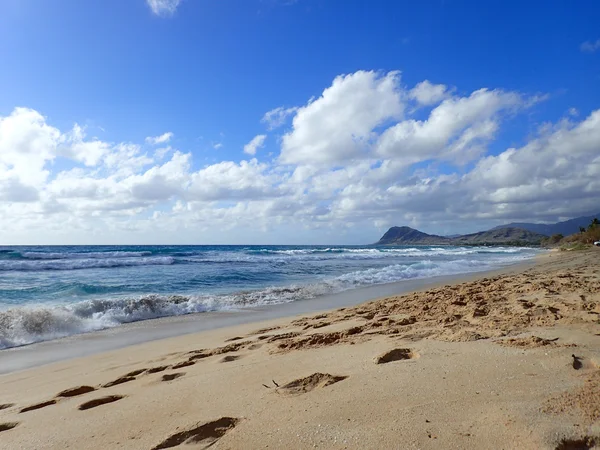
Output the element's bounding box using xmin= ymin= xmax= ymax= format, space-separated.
xmin=172 ymin=361 xmax=195 ymax=369
xmin=161 ymin=373 xmax=185 ymax=382
xmin=103 ymin=367 xmax=163 ymax=388
xmin=151 ymin=417 xmax=240 ymax=450
xmin=275 ymin=373 xmax=348 ymax=396
xmin=19 ymin=400 xmax=57 ymax=413
xmin=103 ymin=375 xmax=137 ymax=388
xmin=78 ymin=395 xmax=125 ymax=411
xmin=57 ymin=386 xmax=96 ymax=398
xmin=374 ymin=348 xmax=419 ymax=364
xmin=555 ymin=436 xmax=597 ymax=450
xmin=0 ymin=422 xmax=19 ymax=432
xmin=124 ymin=369 xmax=147 ymax=377
xmin=146 ymin=365 xmax=170 ymax=374
xmin=220 ymin=355 xmax=243 ymax=363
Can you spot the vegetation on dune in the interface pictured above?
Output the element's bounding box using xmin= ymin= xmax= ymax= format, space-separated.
xmin=540 ymin=234 xmax=564 ymax=246
xmin=545 ymin=218 xmax=600 ymax=250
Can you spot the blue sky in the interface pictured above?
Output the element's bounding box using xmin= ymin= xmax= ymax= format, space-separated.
xmin=0 ymin=0 xmax=599 ymax=244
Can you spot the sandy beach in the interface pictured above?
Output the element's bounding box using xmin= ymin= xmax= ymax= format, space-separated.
xmin=0 ymin=249 xmax=599 ymax=449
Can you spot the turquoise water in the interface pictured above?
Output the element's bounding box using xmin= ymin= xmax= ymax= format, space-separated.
xmin=0 ymin=245 xmax=538 ymax=349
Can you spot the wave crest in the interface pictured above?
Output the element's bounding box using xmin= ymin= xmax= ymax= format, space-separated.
xmin=0 ymin=256 xmax=175 ymax=272
xmin=0 ymin=256 xmax=521 ymax=349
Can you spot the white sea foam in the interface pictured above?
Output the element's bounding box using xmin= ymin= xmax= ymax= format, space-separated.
xmin=0 ymin=256 xmax=175 ymax=271
xmin=0 ymin=254 xmax=532 ymax=349
xmin=21 ymin=251 xmax=152 ymax=259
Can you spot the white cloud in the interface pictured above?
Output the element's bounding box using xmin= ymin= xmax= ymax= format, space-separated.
xmin=262 ymin=106 xmax=298 ymax=130
xmin=146 ymin=0 xmax=181 ymax=16
xmin=376 ymin=88 xmax=522 ymax=165
xmin=0 ymin=107 xmax=61 ymax=188
xmin=0 ymin=178 xmax=40 ymax=202
xmin=213 ymin=142 xmax=223 ymax=150
xmin=187 ymin=159 xmax=278 ymax=201
xmin=280 ymin=70 xmax=404 ymax=167
xmin=61 ymin=124 xmax=110 ymax=166
xmin=154 ymin=146 xmax=173 ymax=160
xmin=409 ymin=80 xmax=449 ymax=105
xmin=145 ymin=132 xmax=173 ymax=145
xmin=2 ymin=70 xmax=599 ymax=244
xmin=243 ymin=134 xmax=267 ymax=155
xmin=580 ymin=39 xmax=600 ymax=53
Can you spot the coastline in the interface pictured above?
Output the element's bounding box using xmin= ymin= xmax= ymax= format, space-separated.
xmin=1 ymin=249 xmax=598 ymax=449
xmin=0 ymin=253 xmax=543 ymax=374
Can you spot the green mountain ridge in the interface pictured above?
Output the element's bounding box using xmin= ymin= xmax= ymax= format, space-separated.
xmin=375 ymin=226 xmax=546 ymax=246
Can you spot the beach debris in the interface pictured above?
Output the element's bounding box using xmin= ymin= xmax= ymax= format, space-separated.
xmin=572 ymin=354 xmax=583 ymax=370
xmin=272 ymin=379 xmax=280 ymax=387
xmin=0 ymin=403 xmax=14 ymax=411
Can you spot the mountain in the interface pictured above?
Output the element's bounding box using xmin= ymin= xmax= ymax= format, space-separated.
xmin=492 ymin=213 xmax=600 ymax=236
xmin=376 ymin=226 xmax=450 ymax=245
xmin=450 ymin=227 xmax=546 ymax=245
xmin=375 ymin=226 xmax=546 ymax=246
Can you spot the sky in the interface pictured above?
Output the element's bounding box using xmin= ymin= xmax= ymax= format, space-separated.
xmin=0 ymin=0 xmax=599 ymax=245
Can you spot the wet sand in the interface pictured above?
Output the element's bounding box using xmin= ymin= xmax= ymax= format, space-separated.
xmin=0 ymin=249 xmax=599 ymax=449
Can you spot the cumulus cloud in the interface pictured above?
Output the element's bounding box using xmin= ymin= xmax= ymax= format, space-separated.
xmin=145 ymin=132 xmax=173 ymax=145
xmin=376 ymin=88 xmax=522 ymax=165
xmin=1 ymin=70 xmax=599 ymax=244
xmin=409 ymin=80 xmax=449 ymax=105
xmin=262 ymin=106 xmax=298 ymax=130
xmin=280 ymin=70 xmax=404 ymax=167
xmin=580 ymin=39 xmax=600 ymax=53
xmin=243 ymin=134 xmax=267 ymax=155
xmin=146 ymin=0 xmax=181 ymax=16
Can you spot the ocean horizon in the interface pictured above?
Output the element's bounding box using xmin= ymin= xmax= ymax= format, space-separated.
xmin=0 ymin=244 xmax=539 ymax=350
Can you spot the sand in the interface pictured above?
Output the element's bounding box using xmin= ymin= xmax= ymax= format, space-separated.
xmin=0 ymin=249 xmax=599 ymax=449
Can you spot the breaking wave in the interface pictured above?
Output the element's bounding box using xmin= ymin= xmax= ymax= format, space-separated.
xmin=0 ymin=257 xmax=175 ymax=271
xmin=0 ymin=256 xmax=523 ymax=349
xmin=21 ymin=251 xmax=152 ymax=259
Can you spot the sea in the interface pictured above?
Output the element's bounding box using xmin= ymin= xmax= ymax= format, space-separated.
xmin=0 ymin=245 xmax=539 ymax=350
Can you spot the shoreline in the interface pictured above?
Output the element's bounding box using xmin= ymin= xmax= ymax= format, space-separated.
xmin=0 ymin=254 xmax=543 ymax=374
xmin=2 ymin=249 xmax=598 ymax=449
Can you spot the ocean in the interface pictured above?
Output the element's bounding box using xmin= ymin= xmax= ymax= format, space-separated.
xmin=0 ymin=245 xmax=539 ymax=350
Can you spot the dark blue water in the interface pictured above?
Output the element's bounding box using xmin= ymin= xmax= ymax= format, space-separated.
xmin=0 ymin=245 xmax=538 ymax=349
